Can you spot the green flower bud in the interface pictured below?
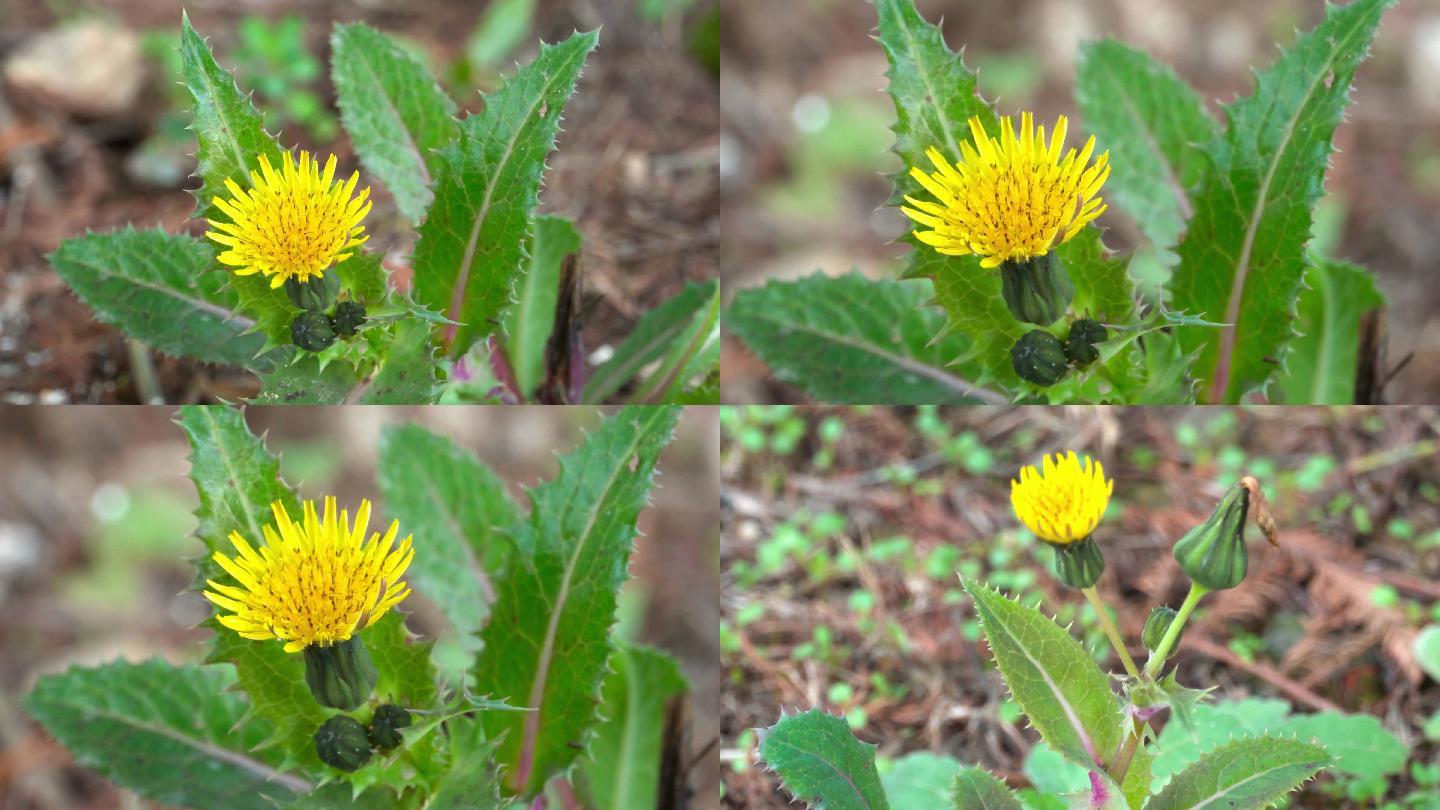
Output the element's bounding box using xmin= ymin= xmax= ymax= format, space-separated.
xmin=314 ymin=715 xmax=372 ymax=772
xmin=303 ymin=635 xmax=378 ymax=711
xmin=331 ymin=300 xmax=367 ymax=338
xmin=1142 ymin=606 xmax=1182 ymax=657
xmin=368 ymin=704 xmax=412 ymax=751
xmin=1172 ymin=482 xmax=1250 ymax=590
xmin=1052 ymin=535 xmax=1104 ymax=589
xmin=291 ymin=310 xmax=336 ymax=352
xmin=1011 ymin=330 xmax=1069 ymax=387
xmin=1000 ymin=252 xmax=1074 ymax=326
xmin=1064 ymin=319 xmax=1108 ymax=366
xmin=284 ymin=273 xmax=340 ymax=312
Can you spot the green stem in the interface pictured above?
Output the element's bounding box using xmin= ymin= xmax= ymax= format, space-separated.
xmin=1112 ymin=581 xmax=1211 ymax=786
xmin=1143 ymin=582 xmax=1209 ymax=678
xmin=1081 ymin=586 xmax=1140 ymax=679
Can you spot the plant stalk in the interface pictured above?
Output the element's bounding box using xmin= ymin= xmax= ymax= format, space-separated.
xmin=1111 ymin=581 xmax=1211 ymax=785
xmin=1081 ymin=586 xmax=1140 ymax=679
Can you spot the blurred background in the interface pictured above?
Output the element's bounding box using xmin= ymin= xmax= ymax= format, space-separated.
xmin=0 ymin=0 xmax=719 ymax=403
xmin=720 ymin=0 xmax=1440 ymax=404
xmin=721 ymin=405 xmax=1440 ymax=808
xmin=0 ymin=405 xmax=720 ymax=809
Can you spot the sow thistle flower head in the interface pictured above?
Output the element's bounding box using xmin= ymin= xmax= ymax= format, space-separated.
xmin=1011 ymin=451 xmax=1112 ymax=589
xmin=203 ymin=496 xmax=413 ymax=654
xmin=205 ymin=150 xmax=372 ymax=288
xmin=901 ymin=112 xmax=1110 ymax=268
xmin=1010 ymin=450 xmax=1112 ymax=545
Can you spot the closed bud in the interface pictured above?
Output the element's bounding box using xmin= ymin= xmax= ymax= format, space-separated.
xmin=332 ymin=300 xmax=367 ymax=338
xmin=314 ymin=715 xmax=372 ymax=772
xmin=1011 ymin=330 xmax=1069 ymax=387
xmin=1064 ymin=319 xmax=1108 ymax=366
xmin=303 ymin=635 xmax=378 ymax=711
xmin=1000 ymin=252 xmax=1074 ymax=326
xmin=1053 ymin=535 xmax=1104 ymax=589
xmin=368 ymin=704 xmax=412 ymax=751
xmin=291 ymin=310 xmax=336 ymax=352
xmin=1172 ymin=482 xmax=1250 ymax=590
xmin=1142 ymin=606 xmax=1182 ymax=656
xmin=284 ymin=273 xmax=340 ymax=313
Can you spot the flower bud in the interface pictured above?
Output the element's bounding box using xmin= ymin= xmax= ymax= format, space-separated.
xmin=1064 ymin=319 xmax=1108 ymax=366
xmin=1172 ymin=482 xmax=1250 ymax=590
xmin=1011 ymin=330 xmax=1069 ymax=387
xmin=1142 ymin=606 xmax=1182 ymax=657
xmin=303 ymin=635 xmax=378 ymax=711
xmin=368 ymin=704 xmax=412 ymax=751
xmin=1053 ymin=535 xmax=1104 ymax=589
xmin=291 ymin=310 xmax=336 ymax=352
xmin=331 ymin=300 xmax=367 ymax=338
xmin=314 ymin=715 xmax=372 ymax=772
xmin=1000 ymin=252 xmax=1074 ymax=326
xmin=284 ymin=273 xmax=340 ymax=313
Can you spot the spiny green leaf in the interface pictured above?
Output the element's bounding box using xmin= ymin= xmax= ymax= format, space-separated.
xmin=334 ymin=252 xmax=390 ymax=306
xmin=179 ymin=11 xmax=283 ymax=224
xmin=23 ymin=659 xmax=306 ymax=809
xmin=48 ymin=227 xmax=268 ymax=368
xmin=360 ymin=318 xmax=439 ymax=404
xmin=366 ymin=611 xmax=439 ymax=709
xmin=1023 ymin=740 xmax=1152 ymax=809
xmin=874 ymin=0 xmax=996 ymax=211
xmin=177 ymin=405 xmax=324 ymax=774
xmin=607 ymin=280 xmax=721 ymax=405
xmin=1277 ymin=258 xmax=1384 ymax=404
xmin=252 ymin=354 xmax=361 ymax=404
xmin=1146 ymin=736 xmax=1330 ymax=810
xmin=331 ymin=23 xmax=459 ymax=225
xmin=725 ymin=273 xmax=1003 ymax=404
xmin=472 ymin=406 xmax=679 ymax=798
xmin=377 ymin=423 xmax=520 ymax=679
xmin=587 ymin=279 xmax=718 ymax=404
xmin=1170 ymin=0 xmax=1393 ymax=403
xmin=757 ymin=708 xmax=890 ymax=810
xmin=950 ymin=766 xmax=1021 ymax=810
xmin=426 ymin=717 xmax=515 ymax=809
xmin=413 ymin=30 xmax=598 ymax=356
xmin=1074 ymin=39 xmax=1219 ymax=255
xmin=503 ymin=215 xmax=582 ymax=398
xmin=963 ymin=580 xmax=1126 ymax=773
xmin=1064 ymin=228 xmax=1136 ymax=326
xmin=179 ymin=14 xmax=296 ymax=352
xmin=580 ymin=643 xmax=689 ymax=810
xmin=206 ymin=621 xmax=327 ymax=774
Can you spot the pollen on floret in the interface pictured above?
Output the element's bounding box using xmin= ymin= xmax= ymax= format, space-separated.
xmin=202 ymin=496 xmax=413 ymax=653
xmin=205 ymin=150 xmax=372 ymax=288
xmin=1010 ymin=450 xmax=1113 ymax=545
xmin=901 ymin=112 xmax=1110 ymax=267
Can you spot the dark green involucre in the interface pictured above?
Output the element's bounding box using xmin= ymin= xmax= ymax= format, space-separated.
xmin=304 ymin=635 xmax=379 ymax=711
xmin=1172 ymin=482 xmax=1250 ymax=590
xmin=1052 ymin=535 xmax=1104 ymax=589
xmin=290 ymin=310 xmax=337 ymax=352
xmin=332 ymin=300 xmax=367 ymax=337
xmin=285 ymin=273 xmax=341 ymax=313
xmin=313 ymin=715 xmax=372 ymax=772
xmin=1011 ymin=330 xmax=1069 ymax=387
xmin=1065 ymin=319 xmax=1108 ymax=366
xmin=1143 ymin=605 xmax=1182 ymax=656
xmin=1000 ymin=253 xmax=1074 ymax=327
xmin=368 ymin=704 xmax=412 ymax=751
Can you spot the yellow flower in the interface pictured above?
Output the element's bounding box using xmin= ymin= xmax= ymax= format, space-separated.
xmin=1010 ymin=451 xmax=1113 ymax=545
xmin=203 ymin=497 xmax=413 ymax=653
xmin=205 ymin=150 xmax=372 ymax=288
xmin=901 ymin=113 xmax=1110 ymax=268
